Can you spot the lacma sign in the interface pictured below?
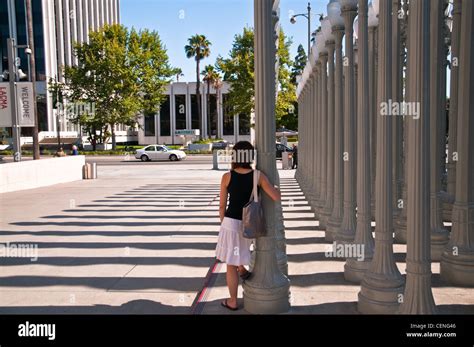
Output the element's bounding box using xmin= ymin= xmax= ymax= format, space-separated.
xmin=0 ymin=82 xmax=35 ymax=127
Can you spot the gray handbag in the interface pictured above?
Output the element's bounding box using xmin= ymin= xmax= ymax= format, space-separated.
xmin=241 ymin=170 xmax=266 ymax=239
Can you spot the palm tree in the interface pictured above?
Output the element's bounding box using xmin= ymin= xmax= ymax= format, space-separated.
xmin=174 ymin=68 xmax=184 ymax=82
xmin=212 ymin=74 xmax=223 ymax=138
xmin=201 ymin=65 xmax=220 ymax=138
xmin=185 ymin=35 xmax=211 ymax=137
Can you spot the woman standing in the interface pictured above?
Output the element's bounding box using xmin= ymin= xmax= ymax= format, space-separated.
xmin=216 ymin=141 xmax=281 ymax=311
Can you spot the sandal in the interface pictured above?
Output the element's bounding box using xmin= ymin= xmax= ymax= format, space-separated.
xmin=221 ymin=299 xmax=239 ymax=311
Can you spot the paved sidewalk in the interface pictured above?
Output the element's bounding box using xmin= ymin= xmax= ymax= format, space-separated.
xmin=0 ymin=162 xmax=225 ymax=314
xmin=200 ymin=171 xmax=474 ymax=314
xmin=1 ymin=162 xmax=473 ymax=314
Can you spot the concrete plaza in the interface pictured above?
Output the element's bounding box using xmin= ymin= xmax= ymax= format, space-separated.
xmin=0 ymin=157 xmax=473 ymax=314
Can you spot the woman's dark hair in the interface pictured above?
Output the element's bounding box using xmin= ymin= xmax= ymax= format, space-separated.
xmin=231 ymin=141 xmax=255 ymax=170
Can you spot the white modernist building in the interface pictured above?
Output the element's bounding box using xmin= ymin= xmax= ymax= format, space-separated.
xmin=0 ymin=0 xmax=120 ymax=141
xmin=138 ymin=81 xmax=251 ymax=145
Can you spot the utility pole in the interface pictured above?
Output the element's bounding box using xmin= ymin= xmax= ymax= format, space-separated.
xmin=7 ymin=38 xmax=21 ymax=162
xmin=25 ymin=0 xmax=40 ymax=160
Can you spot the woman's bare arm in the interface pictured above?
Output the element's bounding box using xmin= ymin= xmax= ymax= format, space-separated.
xmin=258 ymin=172 xmax=281 ymax=201
xmin=219 ymin=172 xmax=231 ymax=222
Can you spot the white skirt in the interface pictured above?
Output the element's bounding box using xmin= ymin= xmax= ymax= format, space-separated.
xmin=216 ymin=217 xmax=253 ymax=266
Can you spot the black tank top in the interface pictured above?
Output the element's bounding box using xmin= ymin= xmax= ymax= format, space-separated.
xmin=224 ymin=170 xmax=257 ymax=220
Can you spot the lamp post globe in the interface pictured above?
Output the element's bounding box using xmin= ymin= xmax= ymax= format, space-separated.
xmin=310 ymin=41 xmax=319 ymax=67
xmin=368 ymin=3 xmax=379 ymax=27
xmin=353 ymin=17 xmax=359 ymax=40
xmin=316 ymin=30 xmax=326 ymax=54
xmin=328 ymin=0 xmax=344 ymax=28
xmin=321 ymin=17 xmax=334 ymax=42
xmin=338 ymin=0 xmax=358 ymax=9
xmin=372 ymin=0 xmax=380 ymax=16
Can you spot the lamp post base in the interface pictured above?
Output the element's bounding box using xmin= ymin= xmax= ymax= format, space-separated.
xmin=326 ymin=215 xmax=342 ymax=242
xmin=344 ymin=256 xmax=372 ymax=283
xmin=358 ymin=272 xmax=404 ymax=314
xmin=243 ymin=236 xmax=291 ymax=314
xmin=394 ymin=217 xmax=407 ymax=244
xmin=431 ymin=228 xmax=450 ymax=261
xmin=440 ymin=250 xmax=474 ymax=287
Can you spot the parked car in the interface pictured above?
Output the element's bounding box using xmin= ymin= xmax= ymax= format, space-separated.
xmin=212 ymin=140 xmax=229 ymax=150
xmin=135 ymin=145 xmax=187 ymax=162
xmin=276 ymin=142 xmax=293 ymax=160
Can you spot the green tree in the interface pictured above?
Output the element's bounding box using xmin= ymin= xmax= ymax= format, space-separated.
xmin=276 ymin=29 xmax=297 ymax=129
xmin=216 ymin=27 xmax=254 ymax=117
xmin=217 ymin=27 xmax=297 ymax=130
xmin=64 ymin=24 xmax=175 ymax=149
xmin=185 ymin=35 xmax=211 ymax=137
xmin=291 ymin=44 xmax=307 ymax=84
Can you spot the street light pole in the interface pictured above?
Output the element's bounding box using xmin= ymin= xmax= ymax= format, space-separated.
xmin=25 ymin=0 xmax=40 ymax=160
xmin=291 ymin=2 xmax=324 ymax=61
xmin=307 ymin=2 xmax=311 ymax=59
xmin=243 ymin=0 xmax=290 ymax=314
xmin=7 ymin=38 xmax=21 ymax=162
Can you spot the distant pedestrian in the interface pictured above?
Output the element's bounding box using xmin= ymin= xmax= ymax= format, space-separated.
xmin=216 ymin=141 xmax=281 ymax=311
xmin=55 ymin=147 xmax=66 ymax=157
xmin=292 ymin=144 xmax=298 ymax=169
xmin=72 ymin=145 xmax=79 ymax=155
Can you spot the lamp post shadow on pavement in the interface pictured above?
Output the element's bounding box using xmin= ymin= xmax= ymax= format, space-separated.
xmin=243 ymin=0 xmax=291 ymax=314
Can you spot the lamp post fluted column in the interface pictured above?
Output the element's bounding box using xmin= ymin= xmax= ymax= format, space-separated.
xmin=344 ymin=0 xmax=374 ymax=283
xmin=321 ymin=36 xmax=336 ymax=231
xmin=445 ymin=0 xmax=461 ymax=217
xmin=399 ymin=0 xmax=437 ymax=314
xmin=244 ymin=0 xmax=290 ymax=313
xmin=358 ymin=0 xmax=405 ymax=314
xmin=311 ymin=63 xmax=320 ymax=216
xmin=368 ymin=21 xmax=378 ymax=223
xmin=301 ymin=85 xmax=308 ymax=187
xmin=326 ymin=24 xmax=345 ymax=243
xmin=337 ymin=1 xmax=358 ymax=244
xmin=440 ymin=0 xmax=474 ymax=287
xmin=368 ymin=3 xmax=378 ymax=220
xmin=394 ymin=0 xmax=410 ymax=244
xmin=429 ymin=0 xmax=450 ymax=261
xmin=392 ymin=0 xmax=403 ymax=221
xmin=318 ymin=49 xmax=328 ymax=225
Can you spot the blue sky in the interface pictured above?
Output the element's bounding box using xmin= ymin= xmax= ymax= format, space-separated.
xmin=121 ymin=0 xmax=328 ymax=82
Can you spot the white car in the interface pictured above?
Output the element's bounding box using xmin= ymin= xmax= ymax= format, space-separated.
xmin=135 ymin=145 xmax=187 ymax=162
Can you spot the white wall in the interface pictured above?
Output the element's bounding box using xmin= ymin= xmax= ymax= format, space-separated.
xmin=0 ymin=156 xmax=86 ymax=193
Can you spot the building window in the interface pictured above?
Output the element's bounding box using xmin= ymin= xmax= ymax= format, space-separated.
xmin=239 ymin=113 xmax=250 ymax=135
xmin=175 ymin=94 xmax=186 ymax=130
xmin=208 ymin=94 xmax=217 ymax=137
xmin=0 ymin=1 xmax=9 ymax=77
xmin=223 ymin=94 xmax=233 ymax=136
xmin=160 ymin=95 xmax=170 ymax=136
xmin=37 ymin=97 xmax=48 ymax=131
xmin=191 ymin=94 xmax=200 ymax=130
xmin=144 ymin=112 xmax=155 ymax=137
xmin=32 ymin=0 xmax=45 ymax=81
xmin=15 ymin=0 xmax=29 ymax=77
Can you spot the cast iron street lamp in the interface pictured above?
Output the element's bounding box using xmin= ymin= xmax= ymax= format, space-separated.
xmin=290 ymin=2 xmax=323 ymax=61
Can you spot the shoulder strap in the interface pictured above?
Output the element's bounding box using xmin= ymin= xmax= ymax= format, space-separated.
xmin=253 ymin=170 xmax=260 ymax=203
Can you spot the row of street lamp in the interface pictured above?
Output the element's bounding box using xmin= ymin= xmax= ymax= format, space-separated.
xmin=295 ymin=0 xmax=474 ymax=314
